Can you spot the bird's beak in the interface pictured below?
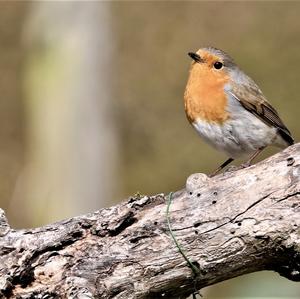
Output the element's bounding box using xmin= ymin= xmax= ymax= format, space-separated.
xmin=188 ymin=52 xmax=203 ymax=63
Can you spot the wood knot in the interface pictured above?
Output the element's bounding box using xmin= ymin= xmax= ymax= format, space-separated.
xmin=287 ymin=157 xmax=295 ymax=167
xmin=186 ymin=173 xmax=209 ymax=193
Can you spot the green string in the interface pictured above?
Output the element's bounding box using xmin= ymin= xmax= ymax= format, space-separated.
xmin=166 ymin=192 xmax=200 ymax=276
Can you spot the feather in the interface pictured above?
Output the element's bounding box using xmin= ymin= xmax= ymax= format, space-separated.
xmin=228 ymin=82 xmax=294 ymax=145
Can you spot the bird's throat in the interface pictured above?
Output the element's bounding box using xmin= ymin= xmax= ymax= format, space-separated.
xmin=184 ymin=65 xmax=230 ymax=124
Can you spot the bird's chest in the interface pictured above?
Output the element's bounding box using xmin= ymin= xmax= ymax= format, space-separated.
xmin=184 ymin=72 xmax=229 ymax=124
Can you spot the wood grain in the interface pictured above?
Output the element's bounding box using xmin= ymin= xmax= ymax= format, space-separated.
xmin=1 ymin=144 xmax=300 ymax=298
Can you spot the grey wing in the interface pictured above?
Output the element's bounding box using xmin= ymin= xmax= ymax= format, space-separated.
xmin=228 ymin=82 xmax=294 ymax=145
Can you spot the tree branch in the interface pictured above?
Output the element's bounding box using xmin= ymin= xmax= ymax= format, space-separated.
xmin=1 ymin=144 xmax=300 ymax=298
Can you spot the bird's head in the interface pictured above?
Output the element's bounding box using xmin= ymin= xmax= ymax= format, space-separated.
xmin=187 ymin=47 xmax=236 ymax=82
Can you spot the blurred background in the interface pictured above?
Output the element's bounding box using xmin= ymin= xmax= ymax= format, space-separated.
xmin=1 ymin=1 xmax=300 ymax=298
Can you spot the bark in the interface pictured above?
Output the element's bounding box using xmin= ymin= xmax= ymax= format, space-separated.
xmin=1 ymin=144 xmax=300 ymax=299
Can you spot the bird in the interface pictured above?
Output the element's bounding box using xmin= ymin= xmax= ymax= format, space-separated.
xmin=184 ymin=47 xmax=294 ymax=176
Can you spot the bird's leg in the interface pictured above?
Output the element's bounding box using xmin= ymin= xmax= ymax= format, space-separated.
xmin=209 ymin=157 xmax=234 ymax=177
xmin=209 ymin=147 xmax=266 ymax=177
xmin=241 ymin=146 xmax=266 ymax=168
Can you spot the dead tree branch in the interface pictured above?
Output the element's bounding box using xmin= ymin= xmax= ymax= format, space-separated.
xmin=1 ymin=144 xmax=300 ymax=298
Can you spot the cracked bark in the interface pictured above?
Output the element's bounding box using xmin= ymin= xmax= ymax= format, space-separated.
xmin=1 ymin=144 xmax=300 ymax=299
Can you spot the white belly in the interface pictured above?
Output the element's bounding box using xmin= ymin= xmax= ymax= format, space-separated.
xmin=192 ymin=105 xmax=282 ymax=158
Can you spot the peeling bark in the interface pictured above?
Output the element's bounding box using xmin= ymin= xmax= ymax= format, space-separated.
xmin=1 ymin=144 xmax=300 ymax=298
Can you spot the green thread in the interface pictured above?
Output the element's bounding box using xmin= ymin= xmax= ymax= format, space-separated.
xmin=166 ymin=192 xmax=200 ymax=276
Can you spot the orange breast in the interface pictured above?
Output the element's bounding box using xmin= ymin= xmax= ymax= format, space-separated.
xmin=184 ymin=64 xmax=230 ymax=124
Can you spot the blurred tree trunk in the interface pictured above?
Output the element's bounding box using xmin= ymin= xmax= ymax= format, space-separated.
xmin=0 ymin=3 xmax=27 ymax=226
xmin=9 ymin=2 xmax=120 ymax=227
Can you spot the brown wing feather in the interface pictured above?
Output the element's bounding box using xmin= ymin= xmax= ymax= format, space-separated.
xmin=229 ymin=83 xmax=294 ymax=145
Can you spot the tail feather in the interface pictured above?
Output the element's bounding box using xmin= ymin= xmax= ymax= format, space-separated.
xmin=278 ymin=128 xmax=294 ymax=146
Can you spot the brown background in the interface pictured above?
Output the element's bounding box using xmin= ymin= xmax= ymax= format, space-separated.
xmin=0 ymin=2 xmax=299 ymax=298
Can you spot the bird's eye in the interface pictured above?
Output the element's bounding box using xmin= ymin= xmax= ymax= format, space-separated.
xmin=213 ymin=61 xmax=223 ymax=69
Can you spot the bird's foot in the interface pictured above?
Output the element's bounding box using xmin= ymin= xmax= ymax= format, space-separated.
xmin=224 ymin=165 xmax=239 ymax=173
xmin=224 ymin=163 xmax=252 ymax=174
xmin=240 ymin=161 xmax=251 ymax=169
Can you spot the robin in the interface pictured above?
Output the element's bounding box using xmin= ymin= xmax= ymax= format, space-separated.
xmin=184 ymin=47 xmax=294 ymax=176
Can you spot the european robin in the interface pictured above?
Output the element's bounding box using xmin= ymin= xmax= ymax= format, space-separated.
xmin=184 ymin=47 xmax=294 ymax=176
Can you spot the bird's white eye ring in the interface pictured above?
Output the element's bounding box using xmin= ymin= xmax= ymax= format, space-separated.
xmin=214 ymin=61 xmax=223 ymax=69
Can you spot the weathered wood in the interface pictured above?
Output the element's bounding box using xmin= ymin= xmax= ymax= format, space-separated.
xmin=1 ymin=144 xmax=300 ymax=298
